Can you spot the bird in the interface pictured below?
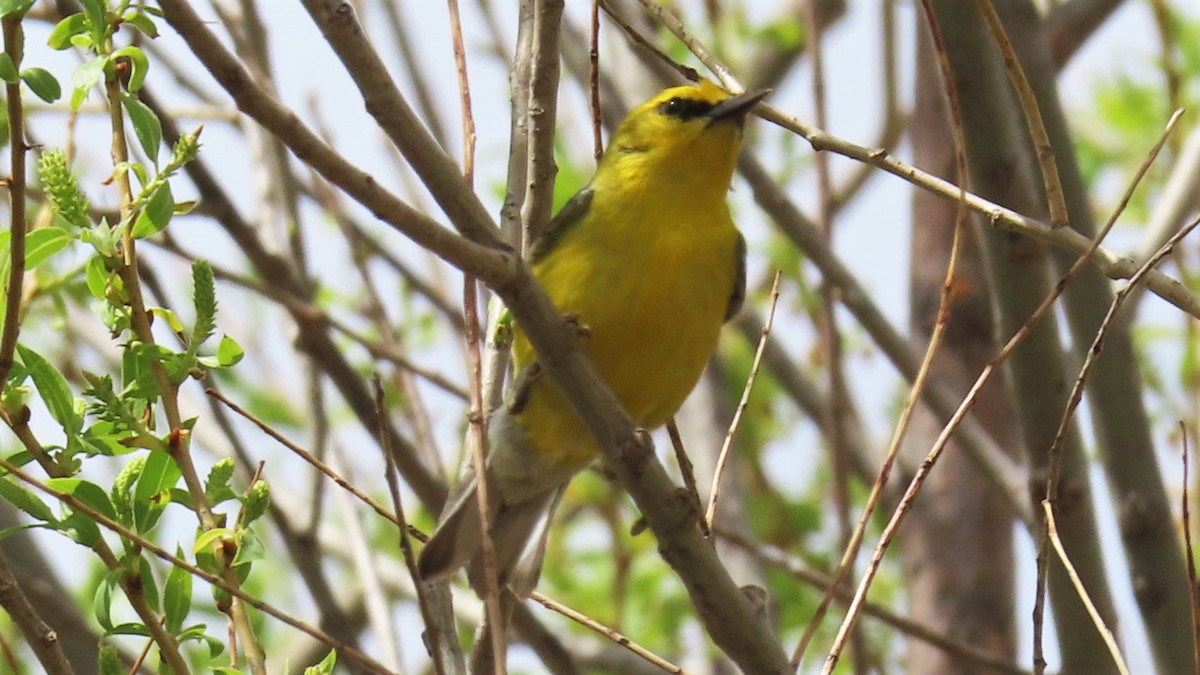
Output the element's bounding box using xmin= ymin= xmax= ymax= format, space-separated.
xmin=417 ymin=79 xmax=767 ymax=595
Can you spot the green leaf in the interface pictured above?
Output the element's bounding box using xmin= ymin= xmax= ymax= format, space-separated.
xmin=47 ymin=14 xmax=89 ymax=50
xmin=0 ymin=53 xmax=17 ymax=83
xmin=138 ymin=556 xmax=159 ymax=611
xmin=179 ymin=623 xmax=225 ymax=657
xmin=17 ymin=344 xmax=82 ymax=436
xmin=93 ymin=570 xmax=120 ymax=631
xmin=0 ymin=477 xmax=55 ymax=522
xmin=163 ymin=546 xmax=192 ymax=633
xmin=85 ymin=255 xmax=109 ymax=300
xmin=191 ymin=261 xmax=216 ymax=349
xmin=232 ymin=529 xmax=264 ymax=567
xmin=216 ymin=335 xmax=243 ymax=367
xmin=24 ymin=227 xmax=72 ymax=269
xmin=133 ymin=450 xmax=180 ymax=533
xmin=0 ymin=0 xmax=34 ymax=18
xmin=77 ymin=0 xmax=108 ymax=44
xmin=193 ymin=527 xmax=234 ymax=555
xmin=304 ymin=650 xmax=337 ymax=675
xmin=105 ymin=623 xmax=151 ymax=638
xmin=240 ymin=480 xmax=269 ymax=525
xmin=70 ymin=57 xmax=108 ymax=111
xmin=131 ymin=183 xmax=172 ymax=238
xmin=122 ymin=12 xmax=159 ymax=39
xmin=112 ymin=45 xmax=148 ymax=92
xmin=46 ymin=477 xmax=117 ymax=521
xmin=203 ymin=457 xmax=236 ymax=505
xmin=60 ymin=510 xmax=101 ymax=547
xmin=122 ymin=93 xmax=161 ymax=163
xmin=20 ymin=68 xmax=61 ymax=103
xmin=0 ymin=522 xmax=50 ymax=542
xmin=150 ymin=307 xmax=184 ymax=334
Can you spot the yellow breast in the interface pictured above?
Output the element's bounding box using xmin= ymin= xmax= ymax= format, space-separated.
xmin=510 ymin=184 xmax=738 ymax=475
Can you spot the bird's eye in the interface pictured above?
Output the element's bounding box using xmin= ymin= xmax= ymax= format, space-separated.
xmin=657 ymin=96 xmax=714 ymax=120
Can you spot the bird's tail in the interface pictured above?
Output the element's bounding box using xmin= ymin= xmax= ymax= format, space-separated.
xmin=417 ymin=474 xmax=560 ymax=597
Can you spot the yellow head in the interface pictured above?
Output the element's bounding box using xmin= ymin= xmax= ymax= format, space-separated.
xmin=594 ymin=80 xmax=769 ymax=201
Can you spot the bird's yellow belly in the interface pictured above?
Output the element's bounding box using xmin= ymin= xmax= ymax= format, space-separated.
xmin=509 ymin=217 xmax=737 ymax=477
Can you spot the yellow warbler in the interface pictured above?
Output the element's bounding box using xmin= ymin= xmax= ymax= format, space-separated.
xmin=418 ymin=80 xmax=767 ymax=594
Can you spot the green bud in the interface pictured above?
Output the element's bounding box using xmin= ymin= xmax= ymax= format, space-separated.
xmin=241 ymin=479 xmax=270 ymax=525
xmin=111 ymin=455 xmax=145 ymax=524
xmin=38 ymin=149 xmax=90 ymax=227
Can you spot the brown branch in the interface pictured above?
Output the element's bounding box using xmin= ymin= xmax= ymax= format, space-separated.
xmin=0 ymin=15 xmax=28 ymax=390
xmin=0 ymin=551 xmax=75 ymax=675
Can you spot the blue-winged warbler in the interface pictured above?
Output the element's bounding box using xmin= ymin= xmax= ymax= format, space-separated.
xmin=418 ymin=80 xmax=767 ymax=594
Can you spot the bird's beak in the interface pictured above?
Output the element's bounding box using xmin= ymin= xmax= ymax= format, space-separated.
xmin=706 ymin=88 xmax=771 ymax=124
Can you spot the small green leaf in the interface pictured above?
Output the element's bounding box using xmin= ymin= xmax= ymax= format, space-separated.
xmin=112 ymin=45 xmax=148 ymax=92
xmin=122 ymin=93 xmax=161 ymax=163
xmin=47 ymin=14 xmax=89 ymax=50
xmin=231 ymin=529 xmax=264 ymax=567
xmin=21 ymin=68 xmax=61 ymax=103
xmin=0 ymin=0 xmax=34 ymax=18
xmin=17 ymin=344 xmax=81 ymax=435
xmin=203 ymin=457 xmax=236 ymax=505
xmin=138 ymin=556 xmax=159 ymax=611
xmin=60 ymin=509 xmax=101 ymax=547
xmin=24 ymin=227 xmax=72 ymax=269
xmin=93 ymin=570 xmax=120 ymax=631
xmin=122 ymin=12 xmax=159 ymax=39
xmin=163 ymin=546 xmax=192 ymax=633
xmin=71 ymin=57 xmax=108 ymax=111
xmin=133 ymin=450 xmax=180 ymax=533
xmin=0 ymin=478 xmax=55 ymax=522
xmin=150 ymin=307 xmax=184 ymax=334
xmin=0 ymin=53 xmax=17 ymax=83
xmin=78 ymin=0 xmax=108 ymax=44
xmin=240 ymin=480 xmax=269 ymax=526
xmin=46 ymin=477 xmax=117 ymax=521
xmin=131 ymin=183 xmax=172 ymax=238
xmin=216 ymin=336 xmax=243 ymax=367
xmin=85 ymin=255 xmax=109 ymax=300
xmin=304 ymin=650 xmax=337 ymax=675
xmin=0 ymin=522 xmax=49 ymax=542
xmin=193 ymin=527 xmax=234 ymax=555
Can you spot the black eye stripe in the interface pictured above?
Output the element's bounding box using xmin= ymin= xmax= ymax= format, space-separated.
xmin=657 ymin=96 xmax=715 ymax=120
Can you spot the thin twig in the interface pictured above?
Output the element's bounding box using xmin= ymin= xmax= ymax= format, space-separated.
xmin=529 ymin=592 xmax=682 ymax=674
xmin=665 ymin=420 xmax=707 ymax=537
xmin=706 ymin=271 xmax=781 ymax=529
xmin=588 ymin=0 xmax=603 ymax=161
xmin=973 ymin=0 xmax=1067 ymax=228
xmin=1033 ymin=108 xmax=1185 ymax=670
xmin=374 ymin=376 xmax=451 ymax=675
xmin=815 ymin=1 xmax=970 ymax=668
xmin=720 ymin=528 xmax=1033 ymax=675
xmin=1183 ymin=421 xmax=1200 ymax=675
xmin=1042 ymin=501 xmax=1131 ymax=675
